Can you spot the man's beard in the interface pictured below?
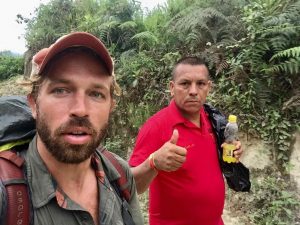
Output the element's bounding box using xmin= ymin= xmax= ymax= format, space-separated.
xmin=36 ymin=112 xmax=108 ymax=164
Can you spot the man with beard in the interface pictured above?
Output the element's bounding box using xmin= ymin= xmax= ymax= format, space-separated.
xmin=0 ymin=32 xmax=143 ymax=225
xmin=129 ymin=56 xmax=243 ymax=225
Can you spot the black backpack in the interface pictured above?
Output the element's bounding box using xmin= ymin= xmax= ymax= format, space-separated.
xmin=204 ymin=103 xmax=251 ymax=192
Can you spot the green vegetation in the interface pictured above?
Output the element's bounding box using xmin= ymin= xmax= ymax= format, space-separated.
xmin=2 ymin=0 xmax=299 ymax=223
xmin=226 ymin=167 xmax=300 ymax=225
xmin=0 ymin=52 xmax=24 ymax=80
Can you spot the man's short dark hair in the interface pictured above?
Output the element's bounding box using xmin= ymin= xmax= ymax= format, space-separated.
xmin=172 ymin=56 xmax=210 ymax=80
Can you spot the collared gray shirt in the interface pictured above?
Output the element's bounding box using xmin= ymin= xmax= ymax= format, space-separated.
xmin=1 ymin=136 xmax=143 ymax=225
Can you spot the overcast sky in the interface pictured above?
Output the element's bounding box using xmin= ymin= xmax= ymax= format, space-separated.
xmin=0 ymin=0 xmax=167 ymax=54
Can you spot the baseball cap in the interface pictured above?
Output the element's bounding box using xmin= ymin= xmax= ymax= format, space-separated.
xmin=31 ymin=32 xmax=113 ymax=77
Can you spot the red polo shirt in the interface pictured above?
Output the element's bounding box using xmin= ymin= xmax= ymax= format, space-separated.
xmin=129 ymin=100 xmax=225 ymax=225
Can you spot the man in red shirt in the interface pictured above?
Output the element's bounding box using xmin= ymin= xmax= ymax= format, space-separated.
xmin=129 ymin=56 xmax=242 ymax=225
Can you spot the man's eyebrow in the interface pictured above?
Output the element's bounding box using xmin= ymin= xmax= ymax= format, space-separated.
xmin=47 ymin=78 xmax=108 ymax=88
xmin=93 ymin=83 xmax=109 ymax=90
xmin=46 ymin=77 xmax=110 ymax=91
xmin=47 ymin=78 xmax=71 ymax=84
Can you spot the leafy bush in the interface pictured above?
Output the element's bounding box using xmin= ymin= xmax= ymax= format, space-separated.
xmin=226 ymin=168 xmax=300 ymax=225
xmin=0 ymin=55 xmax=24 ymax=80
xmin=104 ymin=135 xmax=127 ymax=159
xmin=212 ymin=0 xmax=300 ymax=169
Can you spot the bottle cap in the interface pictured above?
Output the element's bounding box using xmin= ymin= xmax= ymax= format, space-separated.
xmin=228 ymin=115 xmax=237 ymax=123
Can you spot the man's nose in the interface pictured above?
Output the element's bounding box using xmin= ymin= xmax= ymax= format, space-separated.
xmin=189 ymin=83 xmax=198 ymax=95
xmin=70 ymin=93 xmax=88 ymax=117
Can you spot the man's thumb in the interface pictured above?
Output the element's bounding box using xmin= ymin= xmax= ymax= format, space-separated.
xmin=170 ymin=129 xmax=179 ymax=144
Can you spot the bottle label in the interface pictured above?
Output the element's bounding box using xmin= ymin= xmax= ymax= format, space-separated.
xmin=222 ymin=143 xmax=237 ymax=163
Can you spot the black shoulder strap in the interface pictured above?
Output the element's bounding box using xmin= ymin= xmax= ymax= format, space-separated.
xmin=203 ymin=103 xmax=227 ymax=160
xmin=0 ymin=149 xmax=30 ymax=225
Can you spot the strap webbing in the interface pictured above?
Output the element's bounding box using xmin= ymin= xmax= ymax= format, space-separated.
xmin=100 ymin=149 xmax=131 ymax=202
xmin=0 ymin=151 xmax=30 ymax=225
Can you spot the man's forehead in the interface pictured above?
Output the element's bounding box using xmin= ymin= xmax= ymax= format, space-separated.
xmin=42 ymin=49 xmax=110 ymax=77
xmin=174 ymin=64 xmax=209 ymax=79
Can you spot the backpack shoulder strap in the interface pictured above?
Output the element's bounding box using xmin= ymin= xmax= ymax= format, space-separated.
xmin=203 ymin=103 xmax=227 ymax=159
xmin=0 ymin=149 xmax=30 ymax=225
xmin=99 ymin=148 xmax=131 ymax=202
xmin=99 ymin=148 xmax=137 ymax=225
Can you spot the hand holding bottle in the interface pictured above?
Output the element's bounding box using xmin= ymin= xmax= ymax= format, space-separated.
xmin=222 ymin=115 xmax=242 ymax=163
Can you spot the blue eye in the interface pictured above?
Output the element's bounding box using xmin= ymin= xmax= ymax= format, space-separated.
xmin=90 ymin=91 xmax=105 ymax=99
xmin=52 ymin=88 xmax=69 ymax=95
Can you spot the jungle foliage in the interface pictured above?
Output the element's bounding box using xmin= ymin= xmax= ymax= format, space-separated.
xmin=0 ymin=51 xmax=24 ymax=81
xmin=5 ymin=0 xmax=300 ymax=223
xmin=18 ymin=0 xmax=299 ymax=167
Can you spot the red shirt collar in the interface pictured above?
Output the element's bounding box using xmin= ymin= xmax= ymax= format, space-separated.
xmin=168 ymin=99 xmax=211 ymax=132
xmin=168 ymin=99 xmax=186 ymax=125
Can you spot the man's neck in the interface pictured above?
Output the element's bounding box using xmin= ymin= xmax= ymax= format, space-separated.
xmin=181 ymin=111 xmax=201 ymax=127
xmin=36 ymin=137 xmax=94 ymax=191
xmin=36 ymin=138 xmax=99 ymax=224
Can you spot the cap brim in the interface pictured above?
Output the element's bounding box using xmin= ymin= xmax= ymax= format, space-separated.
xmin=39 ymin=32 xmax=113 ymax=75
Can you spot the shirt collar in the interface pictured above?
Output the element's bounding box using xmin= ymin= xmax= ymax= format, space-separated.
xmin=167 ymin=99 xmax=213 ymax=135
xmin=168 ymin=99 xmax=206 ymax=127
xmin=25 ymin=136 xmax=57 ymax=208
xmin=167 ymin=99 xmax=186 ymax=126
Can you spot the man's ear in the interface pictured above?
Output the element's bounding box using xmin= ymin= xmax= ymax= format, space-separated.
xmin=27 ymin=94 xmax=37 ymax=119
xmin=208 ymin=80 xmax=213 ymax=92
xmin=169 ymin=81 xmax=175 ymax=97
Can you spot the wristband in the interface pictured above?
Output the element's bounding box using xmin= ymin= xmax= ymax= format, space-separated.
xmin=149 ymin=153 xmax=158 ymax=171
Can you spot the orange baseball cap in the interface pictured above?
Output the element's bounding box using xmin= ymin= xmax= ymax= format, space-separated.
xmin=31 ymin=32 xmax=113 ymax=76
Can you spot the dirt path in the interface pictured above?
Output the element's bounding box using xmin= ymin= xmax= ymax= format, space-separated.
xmin=222 ymin=209 xmax=243 ymax=225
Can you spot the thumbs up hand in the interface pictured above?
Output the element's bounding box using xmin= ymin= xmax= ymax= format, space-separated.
xmin=169 ymin=128 xmax=179 ymax=144
xmin=151 ymin=129 xmax=187 ymax=172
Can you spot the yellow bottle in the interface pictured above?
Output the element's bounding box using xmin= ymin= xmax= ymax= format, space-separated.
xmin=223 ymin=115 xmax=238 ymax=163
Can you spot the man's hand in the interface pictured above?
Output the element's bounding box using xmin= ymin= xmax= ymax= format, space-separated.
xmin=233 ymin=140 xmax=243 ymax=162
xmin=152 ymin=129 xmax=187 ymax=172
xmin=221 ymin=140 xmax=243 ymax=162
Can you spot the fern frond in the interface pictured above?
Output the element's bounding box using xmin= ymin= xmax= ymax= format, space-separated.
xmin=99 ymin=20 xmax=120 ymax=29
xmin=266 ymin=58 xmax=300 ymax=74
xmin=119 ymin=21 xmax=137 ymax=30
xmin=97 ymin=20 xmax=120 ymax=40
xmin=283 ymin=1 xmax=300 ymax=24
xmin=216 ymin=60 xmax=229 ymax=75
xmin=166 ymin=5 xmax=197 ymax=27
xmin=260 ymin=25 xmax=299 ymax=37
xmin=269 ymin=36 xmax=291 ymax=52
xmin=131 ymin=31 xmax=158 ymax=44
xmin=168 ymin=6 xmax=227 ymax=33
xmin=120 ymin=49 xmax=137 ymax=60
xmin=185 ymin=31 xmax=204 ymax=45
xmin=202 ymin=7 xmax=228 ymax=21
xmin=270 ymin=46 xmax=300 ymax=61
xmin=282 ymin=95 xmax=300 ymax=111
xmin=98 ymin=27 xmax=109 ymax=40
xmin=254 ymin=78 xmax=273 ymax=108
